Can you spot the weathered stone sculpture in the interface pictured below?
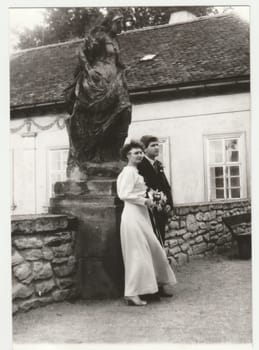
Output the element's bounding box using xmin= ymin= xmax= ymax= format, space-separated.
xmin=50 ymin=12 xmax=131 ymax=298
xmin=64 ymin=12 xmax=131 ymax=180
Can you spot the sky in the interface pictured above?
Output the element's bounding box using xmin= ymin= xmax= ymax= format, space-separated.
xmin=9 ymin=8 xmax=46 ymax=51
xmin=9 ymin=6 xmax=250 ymax=52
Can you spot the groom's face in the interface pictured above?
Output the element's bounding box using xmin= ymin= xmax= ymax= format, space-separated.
xmin=145 ymin=141 xmax=159 ymax=159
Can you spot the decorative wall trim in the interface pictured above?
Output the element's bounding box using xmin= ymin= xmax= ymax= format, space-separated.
xmin=11 ymin=116 xmax=68 ymax=134
xmin=21 ymin=132 xmax=38 ymax=138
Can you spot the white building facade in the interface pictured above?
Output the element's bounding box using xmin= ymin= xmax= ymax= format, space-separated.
xmin=10 ymin=90 xmax=250 ymax=214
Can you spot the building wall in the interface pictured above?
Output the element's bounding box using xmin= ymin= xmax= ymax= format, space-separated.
xmin=128 ymin=92 xmax=250 ymax=204
xmin=11 ymin=114 xmax=69 ymax=215
xmin=10 ymin=92 xmax=250 ymax=214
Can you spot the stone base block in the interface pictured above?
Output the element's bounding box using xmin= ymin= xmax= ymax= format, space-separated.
xmin=49 ymin=181 xmax=124 ymax=299
xmin=80 ymin=257 xmax=124 ymax=298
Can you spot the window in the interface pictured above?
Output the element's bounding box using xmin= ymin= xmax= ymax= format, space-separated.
xmin=206 ymin=134 xmax=247 ymax=201
xmin=48 ymin=148 xmax=69 ymax=197
xmin=157 ymin=137 xmax=171 ymax=183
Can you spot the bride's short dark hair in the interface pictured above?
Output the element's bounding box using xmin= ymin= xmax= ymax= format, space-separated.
xmin=120 ymin=141 xmax=144 ymax=161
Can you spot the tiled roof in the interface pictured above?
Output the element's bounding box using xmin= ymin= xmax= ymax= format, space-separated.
xmin=10 ymin=13 xmax=249 ymax=108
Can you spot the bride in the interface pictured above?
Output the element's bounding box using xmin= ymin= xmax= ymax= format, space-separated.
xmin=117 ymin=141 xmax=177 ymax=306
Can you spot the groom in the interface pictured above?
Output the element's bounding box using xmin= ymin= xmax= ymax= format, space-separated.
xmin=138 ymin=135 xmax=173 ymax=245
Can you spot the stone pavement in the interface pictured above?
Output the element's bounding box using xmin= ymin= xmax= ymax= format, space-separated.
xmin=13 ymin=255 xmax=252 ymax=344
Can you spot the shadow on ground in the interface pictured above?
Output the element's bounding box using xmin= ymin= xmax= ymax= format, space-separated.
xmin=13 ymin=254 xmax=252 ymax=343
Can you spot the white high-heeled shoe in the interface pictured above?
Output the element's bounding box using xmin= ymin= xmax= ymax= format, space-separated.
xmin=124 ymin=296 xmax=147 ymax=306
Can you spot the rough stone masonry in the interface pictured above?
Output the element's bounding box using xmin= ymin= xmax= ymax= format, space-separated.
xmin=164 ymin=199 xmax=251 ymax=266
xmin=12 ymin=214 xmax=78 ymax=314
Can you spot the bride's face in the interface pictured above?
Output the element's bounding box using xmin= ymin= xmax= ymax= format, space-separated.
xmin=127 ymin=148 xmax=144 ymax=165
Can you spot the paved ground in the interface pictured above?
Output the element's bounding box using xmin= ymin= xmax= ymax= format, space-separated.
xmin=13 ymin=255 xmax=252 ymax=344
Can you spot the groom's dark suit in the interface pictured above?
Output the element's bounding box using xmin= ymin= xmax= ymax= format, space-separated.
xmin=138 ymin=157 xmax=173 ymax=244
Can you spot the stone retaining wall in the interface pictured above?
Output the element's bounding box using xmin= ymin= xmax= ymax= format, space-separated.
xmin=12 ymin=214 xmax=78 ymax=314
xmin=11 ymin=200 xmax=251 ymax=312
xmin=165 ymin=199 xmax=251 ymax=265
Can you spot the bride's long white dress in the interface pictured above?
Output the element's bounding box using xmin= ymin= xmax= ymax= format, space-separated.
xmin=117 ymin=165 xmax=177 ymax=297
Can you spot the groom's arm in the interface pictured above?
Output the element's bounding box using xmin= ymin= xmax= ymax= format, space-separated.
xmin=156 ymin=161 xmax=173 ymax=208
xmin=163 ymin=176 xmax=173 ymax=208
xmin=137 ymin=159 xmax=156 ymax=190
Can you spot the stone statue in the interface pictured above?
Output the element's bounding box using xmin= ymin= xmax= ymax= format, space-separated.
xmin=64 ymin=11 xmax=132 ymax=180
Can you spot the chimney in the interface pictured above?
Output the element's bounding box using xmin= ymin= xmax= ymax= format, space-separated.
xmin=169 ymin=11 xmax=197 ymax=25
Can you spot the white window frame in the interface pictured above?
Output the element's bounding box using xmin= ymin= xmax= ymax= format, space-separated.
xmin=204 ymin=132 xmax=247 ymax=201
xmin=158 ymin=136 xmax=171 ymax=184
xmin=46 ymin=146 xmax=69 ymax=200
xmin=11 ymin=135 xmax=37 ymax=215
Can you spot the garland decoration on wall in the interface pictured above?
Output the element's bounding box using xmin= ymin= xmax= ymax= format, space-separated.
xmin=10 ymin=120 xmax=27 ymax=133
xmin=10 ymin=116 xmax=68 ymax=134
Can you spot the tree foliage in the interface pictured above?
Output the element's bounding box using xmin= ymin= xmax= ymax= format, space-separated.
xmin=17 ymin=8 xmax=102 ymax=50
xmin=16 ymin=6 xmax=219 ymax=50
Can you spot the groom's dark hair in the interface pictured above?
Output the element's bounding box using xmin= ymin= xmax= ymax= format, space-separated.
xmin=140 ymin=135 xmax=159 ymax=148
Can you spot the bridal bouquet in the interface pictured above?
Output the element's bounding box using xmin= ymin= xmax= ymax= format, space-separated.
xmin=147 ymin=189 xmax=167 ymax=212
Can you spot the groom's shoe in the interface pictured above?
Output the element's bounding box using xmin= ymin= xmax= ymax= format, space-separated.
xmin=140 ymin=292 xmax=160 ymax=301
xmin=158 ymin=287 xmax=173 ymax=298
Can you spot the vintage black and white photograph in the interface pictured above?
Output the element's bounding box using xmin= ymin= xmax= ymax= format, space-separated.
xmin=7 ymin=2 xmax=253 ymax=347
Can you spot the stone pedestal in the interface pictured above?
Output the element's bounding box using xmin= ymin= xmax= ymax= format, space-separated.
xmin=49 ymin=178 xmax=124 ymax=298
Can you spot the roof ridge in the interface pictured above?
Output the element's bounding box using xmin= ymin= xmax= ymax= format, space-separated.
xmin=11 ymin=37 xmax=83 ymax=57
xmin=120 ymin=12 xmax=235 ymax=35
xmin=10 ymin=12 xmax=239 ymax=56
